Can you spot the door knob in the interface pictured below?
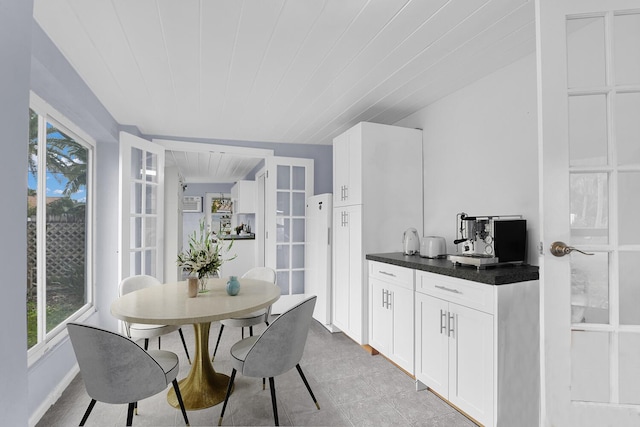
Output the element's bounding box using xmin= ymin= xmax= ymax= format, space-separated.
xmin=549 ymin=241 xmax=594 ymax=257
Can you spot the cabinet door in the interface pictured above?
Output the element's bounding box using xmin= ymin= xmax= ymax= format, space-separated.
xmin=333 ymin=127 xmax=362 ymax=207
xmin=391 ymin=284 xmax=414 ymax=374
xmin=333 ymin=132 xmax=350 ymax=207
xmin=369 ymin=277 xmax=392 ymax=355
xmin=332 ymin=205 xmax=363 ymax=343
xmin=332 ymin=208 xmax=350 ymax=331
xmin=346 ymin=205 xmax=363 ymax=342
xmin=449 ymin=303 xmax=494 ymax=427
xmin=415 ymin=292 xmax=450 ymax=396
xmin=232 ymin=180 xmax=256 ymax=213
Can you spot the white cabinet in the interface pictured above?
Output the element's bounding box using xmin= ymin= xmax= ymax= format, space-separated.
xmin=415 ymin=270 xmax=539 ymax=427
xmin=369 ymin=261 xmax=414 ymax=374
xmin=332 ymin=205 xmax=362 ymax=337
xmin=332 ymin=122 xmax=422 ymax=345
xmin=231 ymin=180 xmax=256 ymax=214
xmin=333 ymin=130 xmax=362 ymax=207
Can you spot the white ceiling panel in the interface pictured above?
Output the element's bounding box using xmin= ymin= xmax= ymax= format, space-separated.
xmin=33 ymin=0 xmax=536 ymax=153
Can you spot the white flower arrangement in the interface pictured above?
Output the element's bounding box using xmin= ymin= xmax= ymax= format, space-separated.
xmin=177 ymin=219 xmax=236 ymax=280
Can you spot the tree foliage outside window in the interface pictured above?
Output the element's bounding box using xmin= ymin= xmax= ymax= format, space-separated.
xmin=27 ymin=108 xmax=92 ymax=350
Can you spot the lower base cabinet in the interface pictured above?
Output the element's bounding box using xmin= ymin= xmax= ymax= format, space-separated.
xmin=368 ymin=261 xmax=414 ymax=374
xmin=414 ymin=270 xmax=539 ymax=427
xmin=415 ymin=292 xmax=493 ymax=424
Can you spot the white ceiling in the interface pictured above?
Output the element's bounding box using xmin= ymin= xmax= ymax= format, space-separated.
xmin=33 ymin=0 xmax=536 ymax=149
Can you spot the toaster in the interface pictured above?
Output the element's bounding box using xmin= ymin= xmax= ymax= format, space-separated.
xmin=420 ymin=236 xmax=446 ymax=258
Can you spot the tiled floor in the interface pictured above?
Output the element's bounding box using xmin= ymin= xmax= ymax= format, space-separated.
xmin=37 ymin=319 xmax=476 ymax=426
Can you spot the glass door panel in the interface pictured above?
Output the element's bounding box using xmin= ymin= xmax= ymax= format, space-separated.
xmin=570 ymin=252 xmax=609 ymax=324
xmin=619 ymin=251 xmax=640 ymax=325
xmin=566 ymin=17 xmax=606 ymax=88
xmin=570 ymin=173 xmax=608 ymax=244
xmin=568 ymin=94 xmax=608 ymax=166
xmin=619 ymin=332 xmax=640 ymax=404
xmin=618 ymin=172 xmax=640 ymax=244
xmin=571 ymin=330 xmax=610 ymax=402
xmin=614 ymin=13 xmax=640 ymax=85
xmin=615 ymin=92 xmax=640 ymax=165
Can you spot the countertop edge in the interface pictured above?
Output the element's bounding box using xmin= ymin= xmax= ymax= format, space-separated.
xmin=366 ymin=253 xmax=539 ymax=286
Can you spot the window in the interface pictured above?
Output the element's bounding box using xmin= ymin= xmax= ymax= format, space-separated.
xmin=27 ymin=95 xmax=94 ymax=355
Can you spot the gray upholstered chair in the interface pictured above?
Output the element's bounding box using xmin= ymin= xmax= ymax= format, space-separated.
xmin=218 ymin=296 xmax=319 ymax=426
xmin=119 ymin=275 xmax=191 ymax=364
xmin=67 ymin=322 xmax=189 ymax=426
xmin=212 ymin=267 xmax=277 ymax=359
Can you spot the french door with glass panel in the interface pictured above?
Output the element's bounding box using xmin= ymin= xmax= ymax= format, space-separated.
xmin=538 ymin=0 xmax=640 ymax=424
xmin=261 ymin=156 xmax=313 ymax=314
xmin=119 ymin=132 xmax=165 ymax=282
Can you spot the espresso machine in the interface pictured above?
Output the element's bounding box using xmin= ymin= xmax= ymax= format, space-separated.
xmin=448 ymin=212 xmax=527 ymax=269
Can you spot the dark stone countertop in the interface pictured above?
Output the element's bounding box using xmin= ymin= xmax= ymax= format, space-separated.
xmin=218 ymin=233 xmax=255 ymax=241
xmin=366 ymin=252 xmax=539 ymax=286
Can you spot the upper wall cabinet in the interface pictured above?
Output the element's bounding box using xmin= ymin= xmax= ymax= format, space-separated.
xmin=231 ymin=180 xmax=256 ymax=214
xmin=333 ymin=129 xmax=362 ymax=207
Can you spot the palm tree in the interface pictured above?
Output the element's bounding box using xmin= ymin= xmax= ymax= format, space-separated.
xmin=28 ymin=109 xmax=87 ymax=197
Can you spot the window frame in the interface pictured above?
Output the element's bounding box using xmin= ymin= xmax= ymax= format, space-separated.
xmin=27 ymin=93 xmax=96 ymax=365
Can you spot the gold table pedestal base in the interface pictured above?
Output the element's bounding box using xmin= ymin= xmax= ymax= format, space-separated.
xmin=167 ymin=323 xmax=232 ymax=410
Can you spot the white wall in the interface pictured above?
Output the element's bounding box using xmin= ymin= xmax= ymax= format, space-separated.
xmin=0 ymin=1 xmax=33 ymax=425
xmin=395 ymin=53 xmax=539 ymax=265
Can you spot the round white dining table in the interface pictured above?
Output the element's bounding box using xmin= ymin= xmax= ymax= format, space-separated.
xmin=110 ymin=277 xmax=280 ymax=410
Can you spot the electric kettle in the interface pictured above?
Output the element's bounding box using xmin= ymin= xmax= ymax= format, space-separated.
xmin=403 ymin=228 xmax=420 ymax=255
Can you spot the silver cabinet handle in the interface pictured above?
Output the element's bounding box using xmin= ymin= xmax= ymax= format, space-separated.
xmin=388 ymin=291 xmax=393 ymax=309
xmin=379 ymin=271 xmax=396 ymax=277
xmin=440 ymin=310 xmax=447 ymax=334
xmin=344 ymin=185 xmax=348 ymax=200
xmin=448 ymin=312 xmax=455 ymax=338
xmin=435 ymin=285 xmax=462 ymax=294
xmin=381 ymin=289 xmax=386 ymax=308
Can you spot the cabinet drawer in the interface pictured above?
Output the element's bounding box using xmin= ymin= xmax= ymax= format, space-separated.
xmin=416 ymin=271 xmax=494 ymax=314
xmin=369 ymin=261 xmax=414 ymax=291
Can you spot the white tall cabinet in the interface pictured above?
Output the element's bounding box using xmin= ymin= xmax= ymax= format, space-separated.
xmin=332 ymin=122 xmax=422 ymax=344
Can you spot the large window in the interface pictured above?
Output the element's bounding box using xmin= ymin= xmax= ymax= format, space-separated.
xmin=27 ymin=96 xmax=94 ymax=354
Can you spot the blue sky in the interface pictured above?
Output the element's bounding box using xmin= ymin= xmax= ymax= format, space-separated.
xmin=28 ymin=130 xmax=87 ymax=202
xmin=27 ymin=172 xmax=86 ymax=202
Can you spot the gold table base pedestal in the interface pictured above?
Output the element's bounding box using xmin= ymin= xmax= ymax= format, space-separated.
xmin=167 ymin=322 xmax=232 ymax=410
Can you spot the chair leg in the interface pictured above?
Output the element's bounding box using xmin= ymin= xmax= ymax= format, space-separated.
xmin=79 ymin=399 xmax=96 ymax=426
xmin=241 ymin=327 xmax=245 ymax=339
xmin=178 ymin=328 xmax=191 ymax=364
xmin=172 ymin=379 xmax=190 ymax=426
xmin=212 ymin=324 xmax=225 ymax=361
xmin=158 ymin=336 xmax=161 ymax=349
xmin=249 ymin=326 xmax=254 ymax=336
xmin=126 ymin=402 xmax=135 ymax=426
xmin=269 ymin=377 xmax=279 ymax=426
xmin=296 ymin=364 xmax=320 ymax=410
xmin=218 ymin=368 xmax=236 ymax=426
xmin=144 ymin=338 xmax=149 ymax=350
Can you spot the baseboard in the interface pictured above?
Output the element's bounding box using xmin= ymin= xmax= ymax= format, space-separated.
xmin=29 ymin=364 xmax=79 ymax=427
xmin=322 ymin=323 xmax=341 ymax=333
